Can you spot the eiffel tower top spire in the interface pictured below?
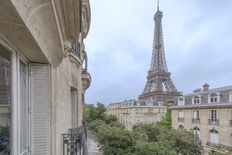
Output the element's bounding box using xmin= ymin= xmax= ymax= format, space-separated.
xmin=151 ymin=1 xmax=167 ymax=72
xmin=157 ymin=0 xmax=159 ymax=11
xmin=138 ymin=2 xmax=180 ymax=104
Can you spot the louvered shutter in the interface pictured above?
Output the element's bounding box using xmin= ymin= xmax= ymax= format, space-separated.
xmin=31 ymin=64 xmax=50 ymax=155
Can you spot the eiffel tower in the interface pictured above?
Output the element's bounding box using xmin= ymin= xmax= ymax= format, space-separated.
xmin=138 ymin=2 xmax=181 ymax=104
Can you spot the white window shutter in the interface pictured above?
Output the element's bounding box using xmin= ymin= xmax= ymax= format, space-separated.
xmin=31 ymin=64 xmax=50 ymax=155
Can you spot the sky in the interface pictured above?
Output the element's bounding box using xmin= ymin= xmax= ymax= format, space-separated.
xmin=85 ymin=0 xmax=232 ymax=104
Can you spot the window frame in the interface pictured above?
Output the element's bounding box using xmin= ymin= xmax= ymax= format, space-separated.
xmin=17 ymin=53 xmax=30 ymax=155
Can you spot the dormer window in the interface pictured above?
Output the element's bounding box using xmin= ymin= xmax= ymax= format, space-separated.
xmin=178 ymin=97 xmax=185 ymax=106
xmin=209 ymin=93 xmax=220 ymax=103
xmin=192 ymin=95 xmax=201 ymax=104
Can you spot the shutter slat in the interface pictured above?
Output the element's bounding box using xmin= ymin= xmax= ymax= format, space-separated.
xmin=31 ymin=64 xmax=50 ymax=155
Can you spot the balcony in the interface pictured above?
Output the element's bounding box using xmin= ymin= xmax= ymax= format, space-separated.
xmin=62 ymin=122 xmax=88 ymax=155
xmin=82 ymin=71 xmax=91 ymax=91
xmin=178 ymin=117 xmax=184 ymax=122
xmin=192 ymin=118 xmax=200 ymax=124
xmin=208 ymin=119 xmax=219 ymax=126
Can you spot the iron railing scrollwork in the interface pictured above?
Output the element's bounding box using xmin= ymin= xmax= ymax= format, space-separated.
xmin=62 ymin=123 xmax=88 ymax=155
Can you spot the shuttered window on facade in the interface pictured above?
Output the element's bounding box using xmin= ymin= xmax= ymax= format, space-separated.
xmin=30 ymin=64 xmax=50 ymax=155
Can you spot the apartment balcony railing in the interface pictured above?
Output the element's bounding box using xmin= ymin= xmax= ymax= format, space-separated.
xmin=230 ymin=120 xmax=232 ymax=127
xmin=192 ymin=118 xmax=201 ymax=124
xmin=208 ymin=119 xmax=219 ymax=126
xmin=178 ymin=117 xmax=184 ymax=122
xmin=62 ymin=122 xmax=88 ymax=155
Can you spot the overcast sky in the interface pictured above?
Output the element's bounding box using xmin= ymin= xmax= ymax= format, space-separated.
xmin=85 ymin=0 xmax=232 ymax=104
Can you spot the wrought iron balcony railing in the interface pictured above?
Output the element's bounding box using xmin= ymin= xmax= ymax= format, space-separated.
xmin=62 ymin=122 xmax=88 ymax=155
xmin=192 ymin=118 xmax=201 ymax=124
xmin=208 ymin=119 xmax=219 ymax=126
xmin=178 ymin=117 xmax=184 ymax=122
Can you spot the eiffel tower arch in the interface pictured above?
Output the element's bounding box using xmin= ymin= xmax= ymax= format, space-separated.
xmin=138 ymin=2 xmax=181 ymax=105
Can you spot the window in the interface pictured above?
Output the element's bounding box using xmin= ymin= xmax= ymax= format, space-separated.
xmin=71 ymin=88 xmax=78 ymax=128
xmin=179 ymin=111 xmax=184 ymax=118
xmin=193 ymin=96 xmax=201 ymax=104
xmin=0 ymin=53 xmax=11 ymax=154
xmin=193 ymin=110 xmax=200 ymax=120
xmin=19 ymin=60 xmax=29 ymax=155
xmin=209 ymin=93 xmax=219 ymax=103
xmin=178 ymin=111 xmax=184 ymax=122
xmin=209 ymin=129 xmax=219 ymax=145
xmin=210 ymin=110 xmax=217 ymax=121
xmin=178 ymin=97 xmax=185 ymax=106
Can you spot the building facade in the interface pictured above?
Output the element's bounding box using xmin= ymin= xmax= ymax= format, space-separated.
xmin=172 ymin=84 xmax=232 ymax=155
xmin=0 ymin=0 xmax=91 ymax=154
xmin=107 ymin=100 xmax=166 ymax=130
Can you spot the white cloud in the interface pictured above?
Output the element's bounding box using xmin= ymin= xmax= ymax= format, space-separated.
xmin=85 ymin=0 xmax=232 ymax=104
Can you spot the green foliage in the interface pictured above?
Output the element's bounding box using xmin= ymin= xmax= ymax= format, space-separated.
xmin=132 ymin=142 xmax=175 ymax=155
xmin=85 ymin=104 xmax=202 ymax=155
xmin=96 ymin=128 xmax=135 ymax=155
xmin=155 ymin=108 xmax=172 ymax=129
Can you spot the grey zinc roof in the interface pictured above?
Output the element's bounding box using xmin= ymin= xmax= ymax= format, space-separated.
xmin=174 ymin=85 xmax=232 ymax=106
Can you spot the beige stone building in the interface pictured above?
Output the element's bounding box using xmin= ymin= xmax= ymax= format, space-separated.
xmin=0 ymin=0 xmax=91 ymax=154
xmin=107 ymin=100 xmax=167 ymax=130
xmin=171 ymin=84 xmax=232 ymax=155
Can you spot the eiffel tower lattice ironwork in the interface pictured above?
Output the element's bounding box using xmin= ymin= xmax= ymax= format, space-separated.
xmin=139 ymin=2 xmax=180 ymax=103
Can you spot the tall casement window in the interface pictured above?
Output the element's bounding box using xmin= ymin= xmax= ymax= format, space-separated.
xmin=210 ymin=110 xmax=217 ymax=121
xmin=178 ymin=111 xmax=184 ymax=122
xmin=71 ymin=88 xmax=78 ymax=128
xmin=19 ymin=60 xmax=29 ymax=155
xmin=209 ymin=129 xmax=219 ymax=145
xmin=0 ymin=51 xmax=11 ymax=154
xmin=193 ymin=110 xmax=200 ymax=123
xmin=209 ymin=110 xmax=219 ymax=125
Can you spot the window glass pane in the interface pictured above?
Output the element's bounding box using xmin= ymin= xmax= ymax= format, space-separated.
xmin=20 ymin=61 xmax=28 ymax=153
xmin=0 ymin=55 xmax=11 ymax=155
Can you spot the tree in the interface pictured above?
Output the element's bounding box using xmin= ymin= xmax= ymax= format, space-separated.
xmin=96 ymin=127 xmax=135 ymax=155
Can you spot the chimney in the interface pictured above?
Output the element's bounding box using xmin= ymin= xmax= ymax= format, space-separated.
xmin=203 ymin=83 xmax=210 ymax=91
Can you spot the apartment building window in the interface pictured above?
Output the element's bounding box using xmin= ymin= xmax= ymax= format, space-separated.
xmin=209 ymin=93 xmax=220 ymax=103
xmin=178 ymin=111 xmax=184 ymax=122
xmin=193 ymin=110 xmax=200 ymax=123
xmin=0 ymin=54 xmax=11 ymax=154
xmin=192 ymin=96 xmax=201 ymax=104
xmin=210 ymin=110 xmax=217 ymax=121
xmin=178 ymin=97 xmax=185 ymax=106
xmin=19 ymin=60 xmax=29 ymax=155
xmin=209 ymin=110 xmax=219 ymax=125
xmin=209 ymin=129 xmax=219 ymax=145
